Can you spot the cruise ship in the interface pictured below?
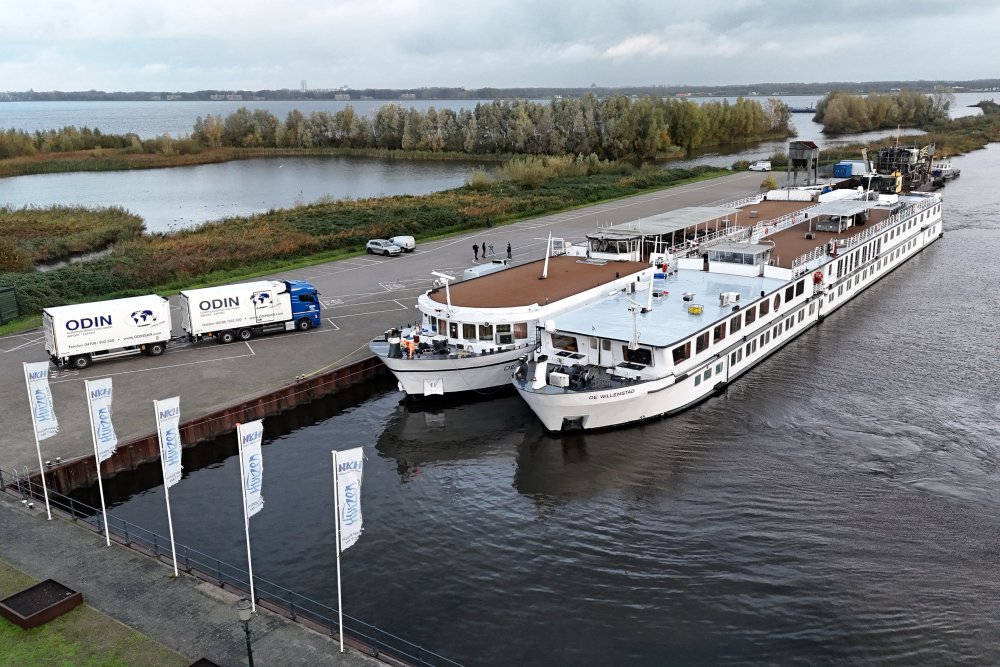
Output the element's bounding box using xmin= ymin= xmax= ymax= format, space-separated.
xmin=369 ymin=251 xmax=654 ymax=397
xmin=370 ymin=194 xmax=775 ymax=398
xmin=514 ymin=187 xmax=944 ymax=431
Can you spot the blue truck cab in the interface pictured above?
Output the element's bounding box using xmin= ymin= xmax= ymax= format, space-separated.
xmin=287 ymin=280 xmax=322 ymax=329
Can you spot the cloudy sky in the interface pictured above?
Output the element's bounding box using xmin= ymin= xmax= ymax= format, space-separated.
xmin=3 ymin=0 xmax=996 ymax=92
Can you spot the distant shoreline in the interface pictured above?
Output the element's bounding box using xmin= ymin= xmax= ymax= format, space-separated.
xmin=2 ymin=79 xmax=998 ymax=103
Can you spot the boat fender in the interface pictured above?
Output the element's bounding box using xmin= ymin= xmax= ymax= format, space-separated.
xmin=813 ymin=271 xmax=824 ymax=284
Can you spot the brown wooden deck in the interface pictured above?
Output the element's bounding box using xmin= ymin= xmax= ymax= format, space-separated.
xmin=428 ymin=256 xmax=648 ymax=308
xmin=764 ymin=207 xmax=891 ymax=268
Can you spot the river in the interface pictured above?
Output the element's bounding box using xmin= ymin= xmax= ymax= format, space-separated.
xmin=97 ymin=145 xmax=1000 ymax=665
xmin=1 ymin=93 xmax=995 ymax=233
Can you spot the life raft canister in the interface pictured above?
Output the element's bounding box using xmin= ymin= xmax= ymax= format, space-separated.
xmin=813 ymin=271 xmax=824 ymax=284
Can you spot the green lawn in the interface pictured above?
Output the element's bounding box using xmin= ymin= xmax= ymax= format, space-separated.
xmin=0 ymin=559 xmax=188 ymax=667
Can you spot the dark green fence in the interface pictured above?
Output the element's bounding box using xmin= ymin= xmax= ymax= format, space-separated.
xmin=0 ymin=286 xmax=18 ymax=324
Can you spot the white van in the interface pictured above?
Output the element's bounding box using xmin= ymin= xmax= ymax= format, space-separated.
xmin=749 ymin=161 xmax=772 ymax=172
xmin=389 ymin=235 xmax=416 ymax=252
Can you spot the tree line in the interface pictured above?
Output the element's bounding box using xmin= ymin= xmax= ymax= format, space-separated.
xmin=0 ymin=95 xmax=792 ymax=163
xmin=192 ymin=95 xmax=792 ymax=159
xmin=813 ymin=89 xmax=952 ymax=134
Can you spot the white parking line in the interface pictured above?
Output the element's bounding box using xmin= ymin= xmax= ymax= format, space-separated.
xmin=327 ymin=306 xmax=411 ymax=319
xmin=51 ymin=343 xmax=256 ymax=384
xmin=325 ymin=319 xmax=341 ymax=330
xmin=0 ymin=336 xmax=44 ymax=353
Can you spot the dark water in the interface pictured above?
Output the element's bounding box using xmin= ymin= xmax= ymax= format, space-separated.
xmin=105 ymin=145 xmax=1000 ymax=665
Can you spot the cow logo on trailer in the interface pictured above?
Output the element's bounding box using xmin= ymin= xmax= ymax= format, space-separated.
xmin=130 ymin=309 xmax=159 ymax=327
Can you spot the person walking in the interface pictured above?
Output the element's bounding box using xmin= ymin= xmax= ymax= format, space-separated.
xmin=488 ymin=242 xmax=495 ymax=256
xmin=506 ymin=242 xmax=512 ymax=260
xmin=473 ymin=243 xmax=479 ymax=261
xmin=481 ymin=242 xmax=486 ymax=259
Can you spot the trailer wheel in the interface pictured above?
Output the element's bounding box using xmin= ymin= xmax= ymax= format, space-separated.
xmin=219 ymin=330 xmax=236 ymax=344
xmin=147 ymin=342 xmax=166 ymax=356
xmin=238 ymin=328 xmax=253 ymax=341
xmin=296 ymin=318 xmax=313 ymax=331
xmin=71 ymin=355 xmax=91 ymax=370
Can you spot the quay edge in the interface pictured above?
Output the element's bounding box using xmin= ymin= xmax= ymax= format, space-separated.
xmin=23 ymin=356 xmax=389 ymax=496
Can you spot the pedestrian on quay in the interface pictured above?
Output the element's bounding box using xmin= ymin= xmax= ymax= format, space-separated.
xmin=481 ymin=242 xmax=486 ymax=259
xmin=473 ymin=243 xmax=479 ymax=261
xmin=488 ymin=242 xmax=495 ymax=256
xmin=507 ymin=242 xmax=512 ymax=259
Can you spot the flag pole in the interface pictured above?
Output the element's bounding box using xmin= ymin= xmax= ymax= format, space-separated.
xmin=237 ymin=424 xmax=256 ymax=612
xmin=154 ymin=400 xmax=179 ymax=578
xmin=332 ymin=450 xmax=345 ymax=653
xmin=85 ymin=379 xmax=111 ymax=547
xmin=23 ymin=363 xmax=52 ymax=520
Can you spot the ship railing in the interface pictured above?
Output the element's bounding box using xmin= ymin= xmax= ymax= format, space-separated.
xmin=791 ymin=196 xmax=939 ymax=268
xmin=0 ymin=465 xmax=464 ymax=667
xmin=749 ymin=210 xmax=799 ymax=243
xmin=723 ymin=194 xmax=766 ymax=209
xmin=667 ymin=225 xmax=750 ymax=256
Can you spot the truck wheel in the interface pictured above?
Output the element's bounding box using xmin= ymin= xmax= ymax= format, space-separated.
xmin=71 ymin=355 xmax=91 ymax=370
xmin=238 ymin=328 xmax=253 ymax=341
xmin=219 ymin=330 xmax=236 ymax=344
xmin=147 ymin=342 xmax=166 ymax=356
xmin=296 ymin=318 xmax=313 ymax=331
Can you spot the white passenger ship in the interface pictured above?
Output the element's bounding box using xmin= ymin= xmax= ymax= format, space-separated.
xmin=514 ymin=189 xmax=944 ymax=430
xmin=370 ymin=249 xmax=655 ymax=397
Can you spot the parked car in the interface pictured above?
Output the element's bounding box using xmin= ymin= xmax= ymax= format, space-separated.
xmin=389 ymin=235 xmax=416 ymax=252
xmin=366 ymin=239 xmax=402 ymax=256
xmin=749 ymin=160 xmax=772 ymax=171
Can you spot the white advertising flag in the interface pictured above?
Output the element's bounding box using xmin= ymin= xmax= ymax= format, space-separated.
xmin=86 ymin=378 xmax=118 ymax=463
xmin=24 ymin=362 xmax=58 ymax=440
xmin=237 ymin=420 xmax=265 ymax=518
xmin=334 ymin=447 xmax=364 ymax=552
xmin=156 ymin=397 xmax=183 ymax=487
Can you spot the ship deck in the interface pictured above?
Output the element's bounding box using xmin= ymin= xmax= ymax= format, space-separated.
xmin=552 ymin=269 xmax=788 ymax=348
xmin=765 ymin=206 xmax=892 ymax=268
xmin=428 ymin=256 xmax=649 ymax=309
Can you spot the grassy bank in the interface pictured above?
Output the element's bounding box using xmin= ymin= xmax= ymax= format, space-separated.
xmin=0 ymin=206 xmax=144 ymax=271
xmin=0 ymin=145 xmax=507 ymax=179
xmin=0 ymin=558 xmax=187 ymax=667
xmin=0 ymin=160 xmax=728 ymax=323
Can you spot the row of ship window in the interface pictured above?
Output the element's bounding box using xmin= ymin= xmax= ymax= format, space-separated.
xmin=427 ymin=317 xmax=528 ymax=345
xmin=692 ymin=207 xmax=938 ymax=387
xmin=692 ymin=306 xmax=812 ymax=388
xmin=673 ymin=278 xmax=807 ymax=365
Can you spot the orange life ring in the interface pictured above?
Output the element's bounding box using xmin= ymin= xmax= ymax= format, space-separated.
xmin=813 ymin=271 xmax=824 ymax=284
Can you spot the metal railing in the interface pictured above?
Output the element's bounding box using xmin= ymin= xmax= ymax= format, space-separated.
xmin=790 ymin=195 xmax=939 ymax=270
xmin=0 ymin=466 xmax=463 ymax=667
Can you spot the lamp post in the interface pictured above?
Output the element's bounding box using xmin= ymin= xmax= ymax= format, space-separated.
xmin=236 ymin=597 xmax=254 ymax=667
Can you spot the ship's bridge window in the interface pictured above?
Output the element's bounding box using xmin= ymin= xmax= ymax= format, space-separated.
xmin=623 ymin=346 xmax=652 ymax=366
xmin=514 ymin=322 xmax=528 ymax=339
xmin=759 ymin=299 xmax=770 ymax=316
xmin=795 ymin=280 xmax=805 ymax=296
xmin=672 ymin=341 xmax=691 ymax=365
xmin=602 ymin=339 xmax=612 ymax=351
xmin=744 ymin=306 xmax=757 ymax=325
xmin=730 ymin=314 xmax=743 ymax=333
xmin=449 ymin=322 xmax=459 ymax=339
xmin=462 ymin=323 xmax=476 ymax=339
xmin=713 ymin=322 xmax=727 ymax=343
xmin=496 ymin=324 xmax=513 ymax=344
xmin=552 ymin=334 xmax=578 ymax=352
xmin=695 ymin=331 xmax=710 ymax=353
xmin=479 ymin=324 xmax=494 ymax=341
